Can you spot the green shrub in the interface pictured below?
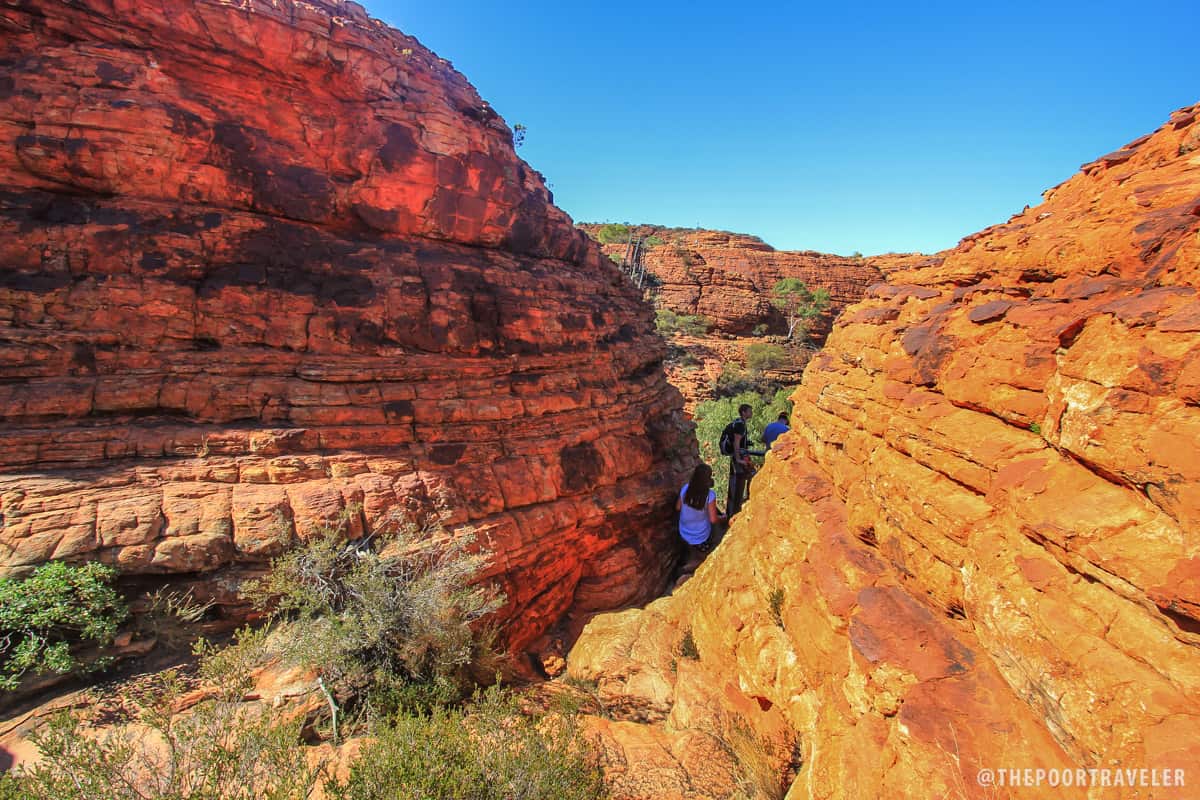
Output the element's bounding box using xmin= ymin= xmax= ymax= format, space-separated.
xmin=2 ymin=628 xmax=322 ymax=800
xmin=666 ymin=344 xmax=700 ymax=368
xmin=752 ymin=323 xmax=769 ymax=337
xmin=595 ymin=223 xmax=630 ymax=244
xmin=0 ymin=773 xmax=25 ymax=800
xmin=713 ymin=365 xmax=776 ymax=398
xmin=678 ymin=628 xmax=699 ymax=661
xmin=1 ymin=517 xmax=549 ymax=800
xmin=713 ymin=712 xmax=798 ymax=800
xmin=643 ymin=235 xmax=664 ymax=247
xmin=745 ymin=343 xmax=788 ymax=374
xmin=244 ymin=513 xmax=504 ymax=717
xmin=327 ymin=684 xmax=605 ymax=800
xmin=0 ymin=561 xmax=128 ymax=691
xmin=655 ymin=309 xmax=709 ymax=337
xmin=768 ymin=587 xmax=785 ymax=629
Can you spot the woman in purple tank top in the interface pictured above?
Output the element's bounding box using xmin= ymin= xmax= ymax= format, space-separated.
xmin=676 ymin=463 xmax=726 ymax=554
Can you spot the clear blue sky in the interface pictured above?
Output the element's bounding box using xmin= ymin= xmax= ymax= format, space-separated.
xmin=368 ymin=1 xmax=1198 ymax=256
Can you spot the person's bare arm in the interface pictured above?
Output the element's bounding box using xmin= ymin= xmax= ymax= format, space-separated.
xmin=675 ymin=495 xmax=682 ymax=512
xmin=707 ymin=499 xmax=722 ymax=523
xmin=734 ymin=430 xmax=748 ymax=465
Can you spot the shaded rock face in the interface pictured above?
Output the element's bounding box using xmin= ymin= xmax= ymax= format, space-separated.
xmin=571 ymin=105 xmax=1200 ymax=798
xmin=579 ymin=225 xmax=888 ymax=339
xmin=0 ymin=0 xmax=692 ymax=658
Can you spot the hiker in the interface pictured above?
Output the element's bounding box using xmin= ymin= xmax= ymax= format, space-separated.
xmin=721 ymin=403 xmax=755 ymax=517
xmin=762 ymin=412 xmax=790 ymax=449
xmin=676 ymin=462 xmax=725 ymax=557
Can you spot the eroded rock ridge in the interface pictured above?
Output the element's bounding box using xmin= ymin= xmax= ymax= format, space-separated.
xmin=0 ymin=0 xmax=691 ymax=660
xmin=571 ymin=105 xmax=1200 ymax=798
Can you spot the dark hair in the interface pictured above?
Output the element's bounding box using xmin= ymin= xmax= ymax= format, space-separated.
xmin=683 ymin=463 xmax=713 ymax=510
xmin=738 ymin=403 xmax=752 ymax=416
xmin=778 ymin=412 xmax=788 ymax=421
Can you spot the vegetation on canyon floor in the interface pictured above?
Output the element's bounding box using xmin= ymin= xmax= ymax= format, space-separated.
xmin=0 ymin=561 xmax=128 ymax=691
xmin=243 ymin=512 xmax=506 ymax=724
xmin=0 ymin=513 xmax=607 ymax=799
xmin=655 ymin=308 xmax=711 ymax=337
xmin=694 ymin=388 xmax=793 ymax=504
xmin=744 ymin=342 xmax=789 ymax=374
xmin=328 ymin=684 xmax=603 ymax=800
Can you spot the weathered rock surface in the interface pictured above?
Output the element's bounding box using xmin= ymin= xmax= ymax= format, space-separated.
xmin=570 ymin=105 xmax=1200 ymax=798
xmin=579 ymin=225 xmax=889 ymax=340
xmin=0 ymin=0 xmax=692 ymax=662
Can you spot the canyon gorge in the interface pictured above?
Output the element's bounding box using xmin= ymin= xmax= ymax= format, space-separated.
xmin=569 ymin=105 xmax=1200 ymax=798
xmin=0 ymin=1 xmax=1198 ymax=798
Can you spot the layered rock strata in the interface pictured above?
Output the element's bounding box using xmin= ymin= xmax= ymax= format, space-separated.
xmin=579 ymin=225 xmax=890 ymax=339
xmin=0 ymin=0 xmax=692 ymax=660
xmin=570 ymin=105 xmax=1200 ymax=798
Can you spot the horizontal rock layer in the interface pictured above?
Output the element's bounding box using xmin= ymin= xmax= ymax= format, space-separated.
xmin=570 ymin=104 xmax=1200 ymax=798
xmin=0 ymin=0 xmax=692 ymax=659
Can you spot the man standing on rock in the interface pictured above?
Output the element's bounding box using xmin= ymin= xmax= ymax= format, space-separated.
xmin=725 ymin=404 xmax=755 ymax=517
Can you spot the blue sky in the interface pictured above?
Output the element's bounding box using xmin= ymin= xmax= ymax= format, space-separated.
xmin=369 ymin=1 xmax=1198 ymax=256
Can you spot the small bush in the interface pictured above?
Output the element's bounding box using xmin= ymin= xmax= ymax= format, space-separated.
xmin=678 ymin=628 xmax=699 ymax=661
xmin=327 ymin=684 xmax=606 ymax=800
xmin=713 ymin=365 xmax=777 ymax=398
xmin=667 ymin=345 xmax=700 ymax=368
xmin=713 ymin=712 xmax=798 ymax=800
xmin=752 ymin=323 xmax=769 ymax=337
xmin=2 ymin=628 xmax=322 ymax=800
xmin=745 ymin=343 xmax=788 ymax=374
xmin=768 ymin=588 xmax=785 ymax=629
xmin=655 ymin=309 xmax=710 ymax=337
xmin=0 ymin=561 xmax=128 ymax=690
xmin=596 ymin=223 xmax=631 ymax=244
xmin=244 ymin=513 xmax=504 ymax=716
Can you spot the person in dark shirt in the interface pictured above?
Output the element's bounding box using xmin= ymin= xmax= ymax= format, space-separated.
xmin=727 ymin=403 xmax=754 ymax=516
xmin=762 ymin=412 xmax=790 ymax=449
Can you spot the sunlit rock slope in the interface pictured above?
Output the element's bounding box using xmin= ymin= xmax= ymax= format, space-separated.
xmin=570 ymin=103 xmax=1200 ymax=800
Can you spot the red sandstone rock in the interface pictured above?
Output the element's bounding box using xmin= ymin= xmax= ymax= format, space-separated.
xmin=0 ymin=0 xmax=691 ymax=669
xmin=570 ymin=105 xmax=1200 ymax=798
xmin=578 ymin=225 xmax=887 ymax=339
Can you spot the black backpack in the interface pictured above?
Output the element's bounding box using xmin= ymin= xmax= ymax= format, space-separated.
xmin=719 ymin=419 xmax=741 ymax=456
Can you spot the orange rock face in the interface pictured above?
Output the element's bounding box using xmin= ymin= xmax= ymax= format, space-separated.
xmin=0 ymin=0 xmax=692 ymax=660
xmin=579 ymin=225 xmax=888 ymax=339
xmin=571 ymin=105 xmax=1200 ymax=798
